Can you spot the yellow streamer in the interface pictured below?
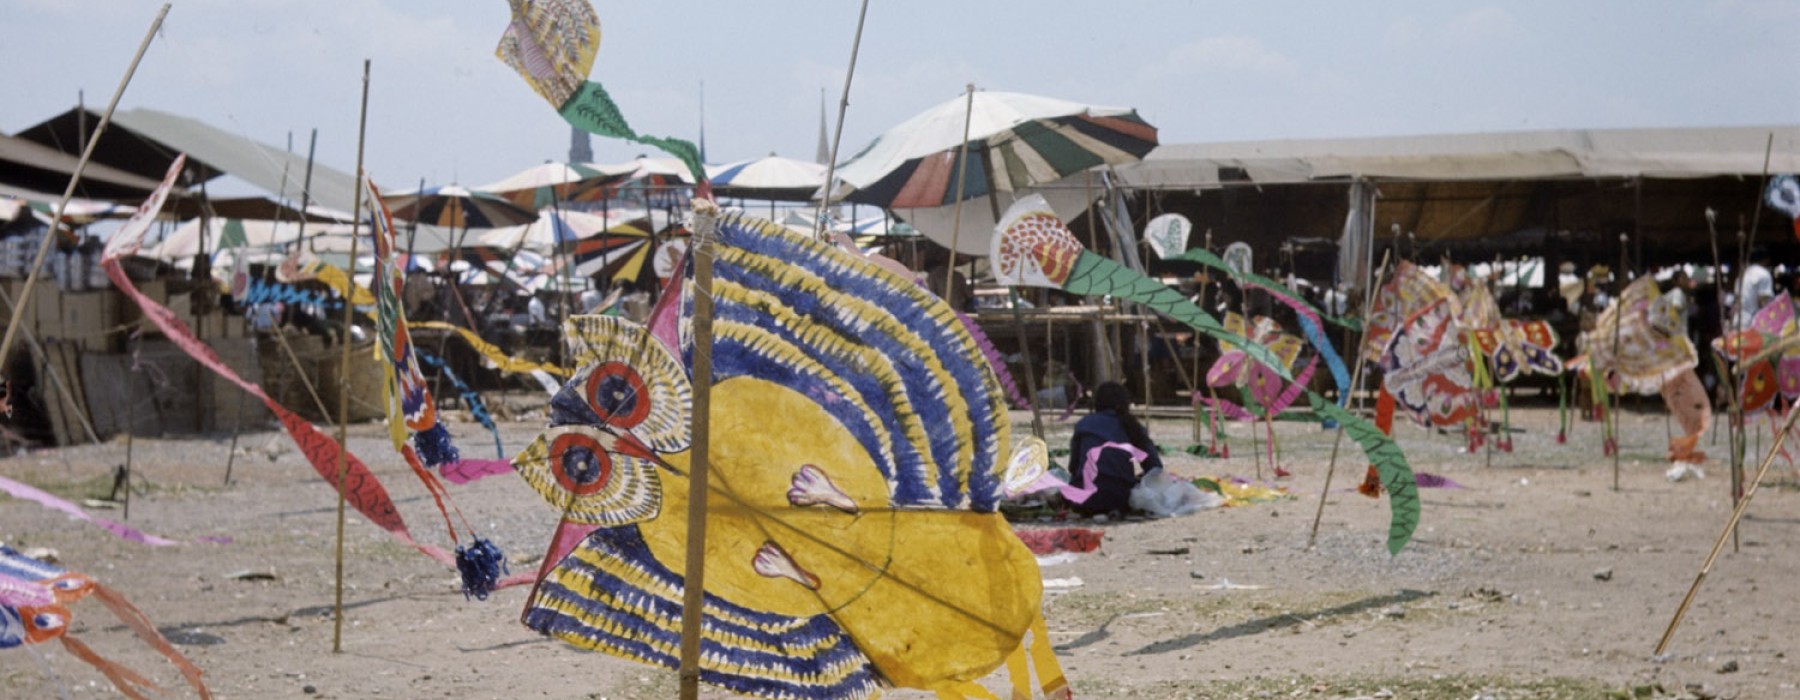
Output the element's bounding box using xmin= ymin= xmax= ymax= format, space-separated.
xmin=411 ymin=321 xmax=572 ymax=377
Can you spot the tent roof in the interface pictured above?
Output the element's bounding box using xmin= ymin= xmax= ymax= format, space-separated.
xmin=15 ymin=107 xmax=360 ymax=213
xmin=1114 ymin=124 xmax=1800 ymax=188
xmin=0 ymin=132 xmax=168 ymax=199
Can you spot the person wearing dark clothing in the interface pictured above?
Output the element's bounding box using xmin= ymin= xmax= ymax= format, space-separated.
xmin=1066 ymin=382 xmax=1163 ymax=516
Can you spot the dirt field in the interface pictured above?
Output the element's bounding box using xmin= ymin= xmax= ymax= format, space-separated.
xmin=2 ymin=403 xmax=1796 ymax=699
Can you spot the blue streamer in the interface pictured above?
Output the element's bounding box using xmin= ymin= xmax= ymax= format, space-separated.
xmin=417 ymin=350 xmax=505 ymax=458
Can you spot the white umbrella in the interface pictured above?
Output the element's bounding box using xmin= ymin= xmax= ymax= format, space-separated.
xmin=707 ymin=155 xmax=827 ymax=201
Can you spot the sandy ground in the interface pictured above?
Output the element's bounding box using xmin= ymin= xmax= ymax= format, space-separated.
xmin=2 ymin=401 xmax=1797 ymax=700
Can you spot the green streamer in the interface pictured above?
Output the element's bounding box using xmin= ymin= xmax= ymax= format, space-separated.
xmin=1063 ymin=251 xmax=1418 ymax=554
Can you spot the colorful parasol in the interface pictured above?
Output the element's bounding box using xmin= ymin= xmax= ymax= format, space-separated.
xmin=832 ymin=91 xmax=1157 ymax=209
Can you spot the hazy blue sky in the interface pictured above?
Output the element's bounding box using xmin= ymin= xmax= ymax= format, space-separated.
xmin=3 ymin=0 xmax=1795 ymax=192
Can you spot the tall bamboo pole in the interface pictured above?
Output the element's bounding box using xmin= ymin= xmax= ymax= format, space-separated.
xmin=333 ymin=59 xmax=373 ymax=654
xmin=1609 ymin=234 xmax=1627 ymax=491
xmin=1655 ymin=402 xmax=1800 ymax=656
xmin=812 ymin=0 xmax=872 ymax=242
xmin=0 ymin=4 xmax=169 ymax=371
xmin=1309 ymin=250 xmax=1392 ymax=548
xmin=677 ymin=202 xmax=719 ymax=700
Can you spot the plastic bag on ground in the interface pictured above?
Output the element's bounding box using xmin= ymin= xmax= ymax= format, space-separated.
xmin=1130 ymin=467 xmax=1224 ymax=517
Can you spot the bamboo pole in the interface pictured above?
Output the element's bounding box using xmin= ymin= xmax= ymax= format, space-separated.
xmin=1655 ymin=402 xmax=1800 ymax=656
xmin=677 ymin=202 xmax=719 ymax=700
xmin=1609 ymin=234 xmax=1627 ymax=491
xmin=942 ymin=84 xmax=977 ymax=304
xmin=1309 ymin=250 xmax=1392 ymax=548
xmin=812 ymin=0 xmax=872 ymax=242
xmin=0 ymin=4 xmax=169 ymax=372
xmin=333 ymin=58 xmax=373 ymax=655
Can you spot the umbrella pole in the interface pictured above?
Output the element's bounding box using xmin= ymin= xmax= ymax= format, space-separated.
xmin=943 ymin=84 xmax=977 ymax=304
xmin=332 ymin=58 xmax=372 ymax=655
xmin=982 ymin=167 xmax=1047 ymax=441
xmin=0 ymin=3 xmax=168 ymax=371
xmin=812 ymin=0 xmax=872 ymax=242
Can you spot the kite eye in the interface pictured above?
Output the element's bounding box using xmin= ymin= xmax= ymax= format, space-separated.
xmin=550 ymin=432 xmax=614 ymax=496
xmin=585 ymin=361 xmax=652 ymax=429
xmin=31 ymin=613 xmax=62 ymax=631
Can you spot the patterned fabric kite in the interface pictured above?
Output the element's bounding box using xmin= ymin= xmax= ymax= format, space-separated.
xmin=497 ymin=0 xmax=706 ymax=185
xmin=1365 ymin=263 xmax=1478 ymax=432
xmin=1459 ymin=281 xmax=1563 ymax=384
xmin=364 ymin=174 xmax=516 ymax=596
xmin=1715 ymin=295 xmax=1800 ymax=464
xmin=103 ymin=156 xmax=529 ymax=591
xmin=1204 ymin=313 xmax=1317 ymax=474
xmin=513 ymin=214 xmax=1067 ymax=699
xmin=1715 ymin=296 xmax=1800 ymax=416
xmin=1573 ymin=277 xmax=1711 ymax=464
xmin=991 ymin=194 xmax=1419 ymax=554
xmin=1 ymin=545 xmax=210 ymax=699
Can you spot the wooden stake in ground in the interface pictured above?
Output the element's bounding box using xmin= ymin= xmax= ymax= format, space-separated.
xmin=333 ymin=58 xmax=373 ymax=655
xmin=1655 ymin=402 xmax=1800 ymax=656
xmin=677 ymin=201 xmax=719 ymax=700
xmin=0 ymin=4 xmax=169 ymax=375
xmin=1309 ymin=250 xmax=1391 ymax=548
xmin=1609 ymin=234 xmax=1628 ymax=491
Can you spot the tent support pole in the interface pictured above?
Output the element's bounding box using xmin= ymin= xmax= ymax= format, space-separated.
xmin=943 ymin=84 xmax=977 ymax=304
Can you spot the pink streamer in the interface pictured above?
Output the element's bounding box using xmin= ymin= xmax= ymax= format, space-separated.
xmin=439 ymin=458 xmax=516 ymax=485
xmin=0 ymin=474 xmax=178 ymax=546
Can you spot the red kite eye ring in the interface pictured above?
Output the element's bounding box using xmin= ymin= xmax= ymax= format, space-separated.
xmin=585 ymin=361 xmax=652 ymax=429
xmin=550 ymin=432 xmax=614 ymax=497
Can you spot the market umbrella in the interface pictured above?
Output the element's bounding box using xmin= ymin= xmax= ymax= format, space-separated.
xmin=831 ymin=91 xmax=1158 ymax=210
xmin=568 ymin=156 xmax=695 ymax=208
xmin=475 ymin=161 xmax=636 ymax=210
xmin=382 ymin=184 xmax=540 ymax=245
xmin=477 ymin=206 xmax=656 ymax=252
xmin=707 ymin=155 xmax=827 ymax=202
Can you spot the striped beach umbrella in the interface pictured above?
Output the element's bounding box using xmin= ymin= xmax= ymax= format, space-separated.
xmin=832 ymin=91 xmax=1158 ymax=209
xmin=382 ymin=184 xmax=540 ymax=230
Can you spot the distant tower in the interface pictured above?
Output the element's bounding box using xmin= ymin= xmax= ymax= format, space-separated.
xmin=569 ymin=125 xmax=593 ymax=163
xmin=815 ymin=88 xmax=830 ymax=165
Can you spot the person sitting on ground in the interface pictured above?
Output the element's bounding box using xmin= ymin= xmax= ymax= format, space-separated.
xmin=1066 ymin=381 xmax=1163 ymax=516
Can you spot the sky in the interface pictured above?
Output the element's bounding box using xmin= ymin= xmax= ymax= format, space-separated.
xmin=2 ymin=0 xmax=1796 ymax=196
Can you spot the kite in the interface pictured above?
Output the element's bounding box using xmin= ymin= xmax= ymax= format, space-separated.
xmin=1767 ymin=174 xmax=1800 ymax=243
xmin=497 ymin=0 xmax=706 ymax=184
xmin=991 ymin=195 xmax=1419 ymax=554
xmin=1573 ymin=277 xmax=1711 ymax=464
xmin=1457 ymin=276 xmax=1564 ymax=452
xmin=1142 ymin=214 xmax=1356 ymax=415
xmin=103 ymin=156 xmax=527 ymax=592
xmin=1205 ymin=313 xmax=1318 ymax=475
xmin=364 ymin=174 xmax=516 ymax=596
xmin=1 ymin=545 xmax=210 ymax=699
xmin=1715 ymin=295 xmax=1800 ymax=463
xmin=513 ymin=213 xmax=1067 ymax=699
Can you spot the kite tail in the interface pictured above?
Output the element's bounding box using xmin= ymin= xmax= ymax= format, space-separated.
xmin=418 ymin=349 xmax=506 ymax=458
xmin=58 ymin=635 xmax=160 ymax=700
xmin=1064 ymin=251 xmax=1418 ymax=554
xmin=559 ymin=80 xmax=708 ymax=187
xmin=91 ymin=584 xmax=212 ymax=699
xmin=953 ymin=308 xmax=1032 ymax=410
